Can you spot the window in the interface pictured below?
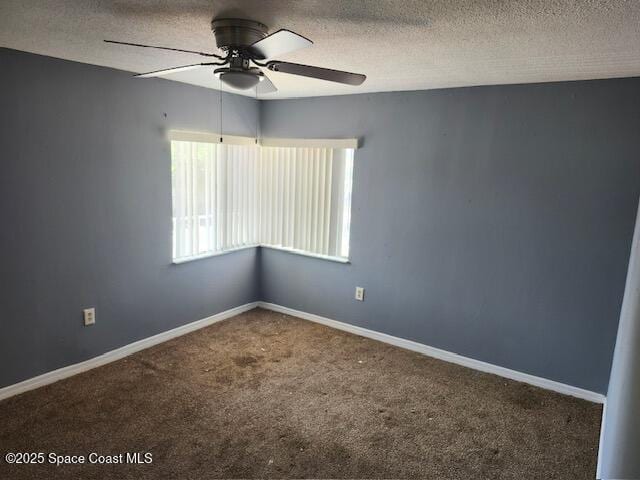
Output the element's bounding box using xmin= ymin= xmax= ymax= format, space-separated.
xmin=258 ymin=146 xmax=353 ymax=259
xmin=170 ymin=132 xmax=356 ymax=263
xmin=171 ymin=138 xmax=260 ymax=261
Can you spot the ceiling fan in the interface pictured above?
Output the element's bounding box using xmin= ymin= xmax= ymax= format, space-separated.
xmin=105 ymin=18 xmax=366 ymax=94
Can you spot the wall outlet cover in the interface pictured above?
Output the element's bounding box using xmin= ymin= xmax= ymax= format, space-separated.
xmin=83 ymin=308 xmax=96 ymax=326
xmin=355 ymin=287 xmax=365 ymax=301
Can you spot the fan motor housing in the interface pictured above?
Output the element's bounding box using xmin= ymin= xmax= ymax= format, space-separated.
xmin=211 ymin=18 xmax=268 ymax=50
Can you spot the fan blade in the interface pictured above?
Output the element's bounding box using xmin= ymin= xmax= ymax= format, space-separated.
xmin=267 ymin=61 xmax=366 ymax=86
xmin=134 ymin=63 xmax=215 ymax=78
xmin=257 ymin=73 xmax=278 ymax=94
xmin=246 ymin=29 xmax=312 ymax=60
xmin=104 ymin=40 xmax=223 ymax=59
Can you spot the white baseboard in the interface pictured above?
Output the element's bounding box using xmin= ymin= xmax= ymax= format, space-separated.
xmin=1 ymin=300 xmax=605 ymax=406
xmin=0 ymin=302 xmax=258 ymax=402
xmin=257 ymin=302 xmax=606 ymax=404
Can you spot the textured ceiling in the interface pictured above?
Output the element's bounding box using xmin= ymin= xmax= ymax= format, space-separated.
xmin=1 ymin=0 xmax=640 ymax=99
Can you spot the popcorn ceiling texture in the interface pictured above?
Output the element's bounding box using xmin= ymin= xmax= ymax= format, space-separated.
xmin=1 ymin=0 xmax=639 ymax=98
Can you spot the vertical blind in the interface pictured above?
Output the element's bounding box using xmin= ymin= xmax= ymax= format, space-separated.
xmin=171 ymin=137 xmax=355 ymax=262
xmin=259 ymin=147 xmax=353 ymax=258
xmin=171 ymin=141 xmax=260 ymax=260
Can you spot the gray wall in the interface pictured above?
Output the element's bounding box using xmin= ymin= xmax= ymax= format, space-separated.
xmin=0 ymin=49 xmax=260 ymax=388
xmin=599 ymin=198 xmax=640 ymax=479
xmin=260 ymin=80 xmax=640 ymax=394
xmin=2 ymin=47 xmax=640 ymax=396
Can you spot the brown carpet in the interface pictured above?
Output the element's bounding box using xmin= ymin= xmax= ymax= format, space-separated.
xmin=0 ymin=308 xmax=601 ymax=479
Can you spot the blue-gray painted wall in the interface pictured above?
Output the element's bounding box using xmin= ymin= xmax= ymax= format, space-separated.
xmin=0 ymin=49 xmax=260 ymax=388
xmin=259 ymin=81 xmax=640 ymax=394
xmin=2 ymin=47 xmax=640 ymax=396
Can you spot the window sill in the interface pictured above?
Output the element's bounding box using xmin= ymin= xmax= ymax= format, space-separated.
xmin=172 ymin=244 xmax=259 ymax=264
xmin=172 ymin=244 xmax=350 ymax=265
xmin=259 ymin=245 xmax=350 ymax=264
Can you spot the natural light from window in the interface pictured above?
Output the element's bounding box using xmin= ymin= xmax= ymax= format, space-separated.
xmin=170 ymin=134 xmax=355 ymax=263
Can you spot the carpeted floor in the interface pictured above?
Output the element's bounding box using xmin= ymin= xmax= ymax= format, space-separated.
xmin=0 ymin=308 xmax=602 ymax=479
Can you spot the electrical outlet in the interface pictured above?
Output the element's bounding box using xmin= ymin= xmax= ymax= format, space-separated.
xmin=83 ymin=308 xmax=96 ymax=326
xmin=355 ymin=287 xmax=365 ymax=301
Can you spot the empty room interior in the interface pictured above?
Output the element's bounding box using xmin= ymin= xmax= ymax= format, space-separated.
xmin=1 ymin=1 xmax=640 ymax=479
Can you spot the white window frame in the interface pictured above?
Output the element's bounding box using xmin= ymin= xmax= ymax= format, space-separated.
xmin=169 ymin=131 xmax=358 ymax=265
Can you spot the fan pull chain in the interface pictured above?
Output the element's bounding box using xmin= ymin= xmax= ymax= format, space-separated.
xmin=255 ymin=83 xmax=259 ymax=145
xmin=219 ymin=74 xmax=223 ymax=143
